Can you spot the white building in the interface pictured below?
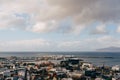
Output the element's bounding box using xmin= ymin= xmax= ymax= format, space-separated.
xmin=112 ymin=65 xmax=120 ymax=71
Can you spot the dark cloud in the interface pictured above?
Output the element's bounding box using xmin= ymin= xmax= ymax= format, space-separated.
xmin=47 ymin=0 xmax=120 ymax=24
xmin=0 ymin=0 xmax=120 ymax=34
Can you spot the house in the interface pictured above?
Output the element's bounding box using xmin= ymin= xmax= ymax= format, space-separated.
xmin=112 ymin=65 xmax=120 ymax=71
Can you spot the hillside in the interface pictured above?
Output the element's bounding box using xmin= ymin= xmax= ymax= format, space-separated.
xmin=97 ymin=46 xmax=120 ymax=52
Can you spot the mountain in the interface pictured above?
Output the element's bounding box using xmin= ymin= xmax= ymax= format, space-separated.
xmin=97 ymin=46 xmax=120 ymax=52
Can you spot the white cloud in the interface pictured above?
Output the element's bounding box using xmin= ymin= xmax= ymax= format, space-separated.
xmin=0 ymin=0 xmax=120 ymax=51
xmin=27 ymin=20 xmax=57 ymax=33
xmin=59 ymin=41 xmax=81 ymax=47
xmin=91 ymin=24 xmax=108 ymax=34
xmin=58 ymin=35 xmax=120 ymax=51
xmin=0 ymin=35 xmax=120 ymax=51
xmin=93 ymin=36 xmax=120 ymax=49
xmin=68 ymin=25 xmax=86 ymax=34
xmin=0 ymin=12 xmax=27 ymax=30
xmin=0 ymin=39 xmax=50 ymax=51
xmin=117 ymin=26 xmax=120 ymax=33
xmin=0 ymin=0 xmax=47 ymax=30
xmin=0 ymin=0 xmax=119 ymax=34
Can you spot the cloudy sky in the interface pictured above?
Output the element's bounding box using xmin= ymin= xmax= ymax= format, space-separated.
xmin=0 ymin=0 xmax=120 ymax=51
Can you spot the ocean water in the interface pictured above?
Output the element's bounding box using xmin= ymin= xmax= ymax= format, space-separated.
xmin=0 ymin=52 xmax=120 ymax=66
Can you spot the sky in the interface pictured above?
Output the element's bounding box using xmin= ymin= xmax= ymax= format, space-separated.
xmin=0 ymin=0 xmax=120 ymax=51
